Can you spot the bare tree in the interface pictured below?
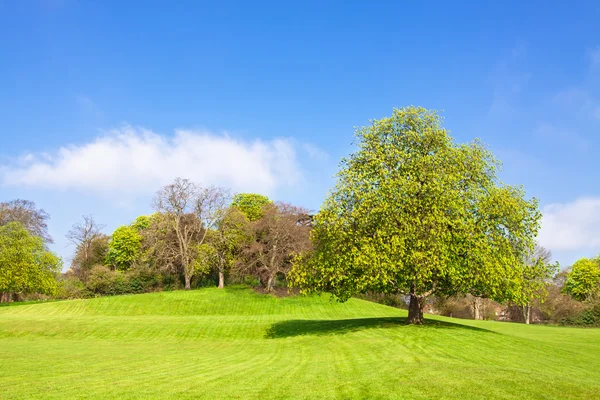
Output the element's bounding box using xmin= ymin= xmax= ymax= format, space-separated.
xmin=0 ymin=199 xmax=53 ymax=244
xmin=241 ymin=202 xmax=312 ymax=292
xmin=66 ymin=215 xmax=107 ymax=280
xmin=153 ymin=178 xmax=229 ymax=290
xmin=67 ymin=215 xmax=106 ymax=261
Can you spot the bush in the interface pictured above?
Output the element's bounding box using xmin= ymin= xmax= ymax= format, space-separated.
xmin=537 ymin=284 xmax=585 ymax=324
xmin=126 ymin=264 xmax=162 ymax=293
xmin=86 ymin=265 xmax=128 ymax=296
xmin=243 ymin=275 xmax=260 ymax=287
xmin=58 ymin=273 xmax=87 ymax=299
xmin=560 ymin=301 xmax=600 ymax=327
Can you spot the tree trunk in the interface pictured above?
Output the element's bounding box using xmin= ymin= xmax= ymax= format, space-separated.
xmin=184 ymin=273 xmax=191 ymax=290
xmin=522 ymin=304 xmax=531 ymax=324
xmin=407 ymin=294 xmax=424 ymax=325
xmin=473 ymin=297 xmax=482 ymax=320
xmin=266 ymin=275 xmax=274 ymax=292
xmin=218 ymin=270 xmax=225 ymax=289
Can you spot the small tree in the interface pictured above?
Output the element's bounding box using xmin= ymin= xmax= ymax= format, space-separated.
xmin=0 ymin=222 xmax=62 ymax=302
xmin=514 ymin=245 xmax=558 ymax=324
xmin=106 ymin=225 xmax=142 ymax=271
xmin=153 ymin=178 xmax=229 ymax=289
xmin=242 ymin=203 xmax=311 ymax=292
xmin=564 ymin=257 xmax=600 ymax=301
xmin=70 ymin=234 xmax=109 ymax=281
xmin=231 ymin=193 xmax=272 ymax=222
xmin=66 ymin=215 xmax=106 ymax=279
xmin=290 ymin=107 xmax=541 ymax=324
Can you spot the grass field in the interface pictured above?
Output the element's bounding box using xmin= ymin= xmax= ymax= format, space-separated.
xmin=1 ymin=287 xmax=599 ymax=399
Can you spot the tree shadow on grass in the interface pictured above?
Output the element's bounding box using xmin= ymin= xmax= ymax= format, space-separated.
xmin=265 ymin=317 xmax=495 ymax=339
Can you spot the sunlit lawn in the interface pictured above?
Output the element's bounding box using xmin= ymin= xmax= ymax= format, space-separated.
xmin=1 ymin=286 xmax=599 ymax=399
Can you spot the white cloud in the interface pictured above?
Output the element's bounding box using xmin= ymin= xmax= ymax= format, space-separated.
xmin=538 ymin=197 xmax=600 ymax=252
xmin=0 ymin=127 xmax=301 ymax=196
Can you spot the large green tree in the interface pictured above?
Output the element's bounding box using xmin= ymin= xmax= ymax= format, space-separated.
xmin=0 ymin=222 xmax=62 ymax=302
xmin=564 ymin=257 xmax=600 ymax=301
xmin=290 ymin=107 xmax=541 ymax=324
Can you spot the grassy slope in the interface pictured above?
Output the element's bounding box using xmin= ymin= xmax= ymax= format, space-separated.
xmin=1 ymin=287 xmax=599 ymax=400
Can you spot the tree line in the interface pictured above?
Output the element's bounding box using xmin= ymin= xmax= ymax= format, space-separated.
xmin=60 ymin=182 xmax=312 ymax=297
xmin=1 ymin=106 xmax=599 ymax=326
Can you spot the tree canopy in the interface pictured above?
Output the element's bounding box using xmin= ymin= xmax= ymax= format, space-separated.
xmin=106 ymin=225 xmax=142 ymax=271
xmin=0 ymin=222 xmax=62 ymax=301
xmin=290 ymin=106 xmax=541 ymax=324
xmin=564 ymin=257 xmax=600 ymax=301
xmin=231 ymin=193 xmax=272 ymax=222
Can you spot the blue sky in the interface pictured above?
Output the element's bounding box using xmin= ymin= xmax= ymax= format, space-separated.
xmin=1 ymin=1 xmax=599 ymax=268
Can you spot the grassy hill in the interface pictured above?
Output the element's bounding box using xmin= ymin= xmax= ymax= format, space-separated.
xmin=1 ymin=287 xmax=599 ymax=399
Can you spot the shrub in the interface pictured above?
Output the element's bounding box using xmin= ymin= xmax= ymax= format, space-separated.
xmin=86 ymin=265 xmax=128 ymax=296
xmin=560 ymin=301 xmax=600 ymax=327
xmin=59 ymin=274 xmax=87 ymax=299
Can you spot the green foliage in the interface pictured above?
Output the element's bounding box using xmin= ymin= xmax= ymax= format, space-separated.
xmin=58 ymin=273 xmax=88 ymax=299
xmin=291 ymin=107 xmax=541 ymax=314
xmin=564 ymin=258 xmax=600 ymax=301
xmin=512 ymin=246 xmax=559 ymax=314
xmin=131 ymin=215 xmax=152 ymax=231
xmin=193 ymin=243 xmax=219 ymax=276
xmin=106 ymin=225 xmax=142 ymax=271
xmin=206 ymin=208 xmax=252 ymax=270
xmin=231 ymin=193 xmax=272 ymax=222
xmin=0 ymin=222 xmax=62 ymax=297
xmin=78 ymin=264 xmax=167 ymax=297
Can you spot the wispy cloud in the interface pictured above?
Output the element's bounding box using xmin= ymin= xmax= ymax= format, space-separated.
xmin=303 ymin=143 xmax=329 ymax=161
xmin=487 ymin=43 xmax=532 ymax=119
xmin=588 ymin=46 xmax=600 ymax=70
xmin=533 ymin=46 xmax=600 ymax=150
xmin=533 ymin=123 xmax=589 ymax=152
xmin=75 ymin=95 xmax=104 ymax=120
xmin=0 ymin=127 xmax=302 ymax=197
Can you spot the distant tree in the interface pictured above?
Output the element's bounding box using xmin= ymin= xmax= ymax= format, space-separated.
xmin=231 ymin=193 xmax=272 ymax=222
xmin=242 ymin=203 xmax=311 ymax=292
xmin=131 ymin=215 xmax=152 ymax=231
xmin=290 ymin=107 xmax=541 ymax=324
xmin=564 ymin=257 xmax=600 ymax=301
xmin=202 ymin=207 xmax=252 ymax=288
xmin=0 ymin=199 xmax=53 ymax=244
xmin=66 ymin=215 xmax=106 ymax=279
xmin=0 ymin=222 xmax=62 ymax=302
xmin=70 ymin=234 xmax=110 ymax=281
xmin=515 ymin=245 xmax=558 ymax=324
xmin=106 ymin=225 xmax=142 ymax=271
xmin=153 ymin=178 xmax=229 ymax=289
